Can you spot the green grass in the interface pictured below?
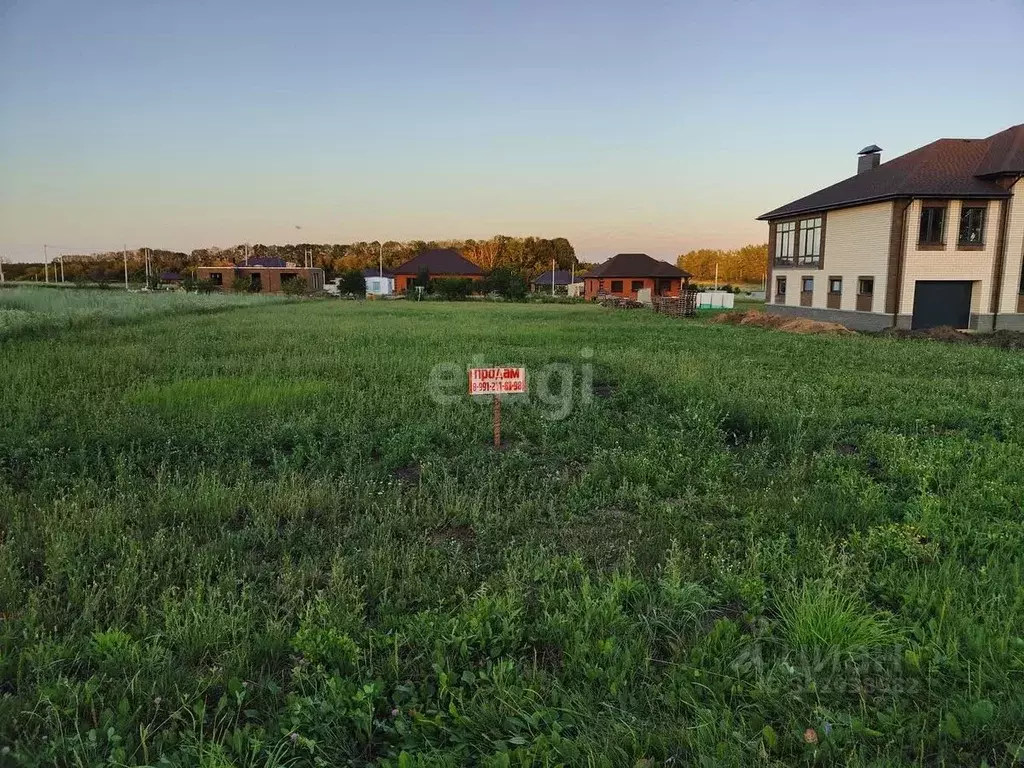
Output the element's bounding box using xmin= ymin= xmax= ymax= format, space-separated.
xmin=2 ymin=294 xmax=1024 ymax=766
xmin=0 ymin=284 xmax=286 ymax=337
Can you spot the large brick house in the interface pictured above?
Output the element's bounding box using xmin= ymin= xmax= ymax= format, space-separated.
xmin=582 ymin=253 xmax=691 ymax=300
xmin=196 ymin=257 xmax=324 ymax=294
xmin=391 ymin=248 xmax=484 ymax=293
xmin=759 ymin=123 xmax=1024 ymax=332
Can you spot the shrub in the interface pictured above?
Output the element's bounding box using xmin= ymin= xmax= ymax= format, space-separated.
xmin=280 ymin=276 xmax=307 ymax=296
xmin=429 ymin=277 xmax=473 ymax=300
xmin=230 ymin=275 xmax=253 ymax=293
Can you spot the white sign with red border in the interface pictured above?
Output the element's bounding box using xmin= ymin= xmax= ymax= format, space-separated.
xmin=468 ymin=367 xmax=527 ymax=396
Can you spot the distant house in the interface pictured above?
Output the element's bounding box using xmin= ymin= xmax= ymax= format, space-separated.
xmin=391 ymin=248 xmax=484 ymax=293
xmin=758 ymin=124 xmax=1024 ymax=332
xmin=362 ymin=268 xmax=395 ymax=296
xmin=582 ymin=253 xmax=691 ymax=300
xmin=532 ymin=269 xmax=584 ymax=296
xmin=195 ymin=260 xmax=325 ymax=294
xmin=159 ymin=271 xmax=181 ymax=283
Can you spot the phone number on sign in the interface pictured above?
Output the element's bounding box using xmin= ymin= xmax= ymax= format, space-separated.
xmin=470 ymin=380 xmax=525 ymax=394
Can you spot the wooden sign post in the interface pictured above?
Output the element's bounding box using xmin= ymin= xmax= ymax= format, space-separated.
xmin=469 ymin=367 xmax=526 ymax=448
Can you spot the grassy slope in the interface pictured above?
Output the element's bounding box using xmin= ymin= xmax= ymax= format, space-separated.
xmin=2 ymin=298 xmax=1023 ymax=766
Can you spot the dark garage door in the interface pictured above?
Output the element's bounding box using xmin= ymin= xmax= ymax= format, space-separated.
xmin=911 ymin=281 xmax=972 ymax=330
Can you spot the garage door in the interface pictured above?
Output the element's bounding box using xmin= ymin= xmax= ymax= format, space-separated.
xmin=911 ymin=281 xmax=972 ymax=330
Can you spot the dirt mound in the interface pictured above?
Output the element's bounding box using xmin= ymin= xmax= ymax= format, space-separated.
xmin=713 ymin=310 xmax=855 ymax=336
xmin=881 ymin=326 xmax=1024 ymax=349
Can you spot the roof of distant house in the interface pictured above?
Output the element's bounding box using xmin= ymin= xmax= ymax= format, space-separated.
xmin=245 ymin=256 xmax=289 ymax=268
xmin=392 ymin=248 xmax=483 ymax=275
xmin=582 ymin=253 xmax=690 ymax=279
xmin=532 ymin=269 xmax=584 ymax=286
xmin=159 ymin=271 xmax=181 ymax=281
xmin=362 ymin=268 xmax=394 ymax=278
xmin=759 ymin=123 xmax=1024 ymax=220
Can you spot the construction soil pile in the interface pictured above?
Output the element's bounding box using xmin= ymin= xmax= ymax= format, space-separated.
xmin=712 ymin=310 xmax=855 ymax=336
xmin=879 ymin=326 xmax=1024 ymax=350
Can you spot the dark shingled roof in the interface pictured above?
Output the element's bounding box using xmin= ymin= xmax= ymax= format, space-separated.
xmin=362 ymin=268 xmax=394 ymax=278
xmin=532 ymin=269 xmax=583 ymax=286
xmin=246 ymin=256 xmax=289 ymax=267
xmin=582 ymin=253 xmax=690 ymax=279
xmin=392 ymin=248 xmax=483 ymax=275
xmin=159 ymin=271 xmax=181 ymax=281
xmin=759 ymin=124 xmax=1023 ymax=221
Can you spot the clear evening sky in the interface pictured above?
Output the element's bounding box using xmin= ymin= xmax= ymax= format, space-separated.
xmin=1 ymin=0 xmax=1021 ymax=264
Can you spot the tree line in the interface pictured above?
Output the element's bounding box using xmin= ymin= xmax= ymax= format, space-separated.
xmin=5 ymin=236 xmax=586 ymax=284
xmin=676 ymin=244 xmax=768 ymax=286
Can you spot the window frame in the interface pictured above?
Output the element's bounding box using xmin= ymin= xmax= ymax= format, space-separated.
xmin=210 ymin=272 xmax=223 ymax=286
xmin=918 ymin=202 xmax=947 ymax=248
xmin=774 ymin=221 xmax=796 ymax=266
xmin=630 ymin=280 xmax=645 ymax=292
xmin=610 ymin=280 xmax=623 ymax=293
xmin=857 ymin=277 xmax=874 ymax=296
xmin=957 ymin=203 xmax=987 ymax=249
xmin=827 ymin=277 xmax=842 ymax=295
xmin=801 ymin=277 xmax=814 ymax=294
xmin=797 ymin=217 xmax=823 ymax=266
xmin=774 ymin=276 xmax=786 ymax=304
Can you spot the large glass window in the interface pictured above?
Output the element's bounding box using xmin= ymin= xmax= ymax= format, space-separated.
xmin=958 ymin=205 xmax=986 ymax=246
xmin=775 ymin=221 xmax=796 ymax=265
xmin=797 ymin=217 xmax=823 ymax=265
xmin=919 ymin=205 xmax=946 ymax=245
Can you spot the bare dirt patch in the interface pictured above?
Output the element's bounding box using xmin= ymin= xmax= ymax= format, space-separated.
xmin=880 ymin=326 xmax=1024 ymax=350
xmin=429 ymin=524 xmax=476 ymax=547
xmin=712 ymin=310 xmax=855 ymax=336
xmin=392 ymin=464 xmax=421 ymax=486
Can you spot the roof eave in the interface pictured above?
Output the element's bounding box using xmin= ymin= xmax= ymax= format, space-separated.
xmin=757 ymin=189 xmax=1010 ymax=221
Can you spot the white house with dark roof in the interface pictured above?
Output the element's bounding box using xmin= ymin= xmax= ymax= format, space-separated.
xmin=758 ymin=123 xmax=1024 ymax=332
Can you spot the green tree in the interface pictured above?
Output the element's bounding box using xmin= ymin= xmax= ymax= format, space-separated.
xmin=336 ymin=269 xmax=366 ymax=296
xmin=482 ymin=268 xmax=528 ymax=300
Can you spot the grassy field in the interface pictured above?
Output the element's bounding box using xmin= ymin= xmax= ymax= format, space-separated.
xmin=0 ymin=285 xmax=285 ymax=338
xmin=2 ymin=292 xmax=1023 ymax=766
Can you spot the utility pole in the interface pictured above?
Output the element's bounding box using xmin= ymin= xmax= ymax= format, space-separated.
xmin=551 ymin=258 xmax=555 ymax=297
xmin=43 ymin=245 xmax=49 ymax=283
xmin=0 ymin=255 xmax=5 ymax=283
xmin=60 ymin=254 xmax=65 ymax=282
xmin=123 ymin=245 xmax=129 ymax=290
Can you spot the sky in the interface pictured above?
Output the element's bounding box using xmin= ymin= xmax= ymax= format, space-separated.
xmin=1 ymin=0 xmax=1021 ymax=264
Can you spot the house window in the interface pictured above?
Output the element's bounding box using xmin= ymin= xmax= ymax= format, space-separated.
xmin=858 ymin=277 xmax=874 ymax=295
xmin=797 ymin=217 xmax=823 ymax=265
xmin=209 ymin=272 xmax=223 ymax=286
xmin=631 ymin=280 xmax=644 ymax=292
xmin=776 ymin=276 xmax=786 ymax=295
xmin=610 ymin=280 xmax=623 ymax=293
xmin=919 ymin=205 xmax=946 ymax=245
xmin=802 ymin=277 xmax=814 ymax=293
xmin=775 ymin=221 xmax=796 ymax=265
xmin=958 ymin=205 xmax=986 ymax=246
xmin=828 ymin=277 xmax=842 ymax=294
